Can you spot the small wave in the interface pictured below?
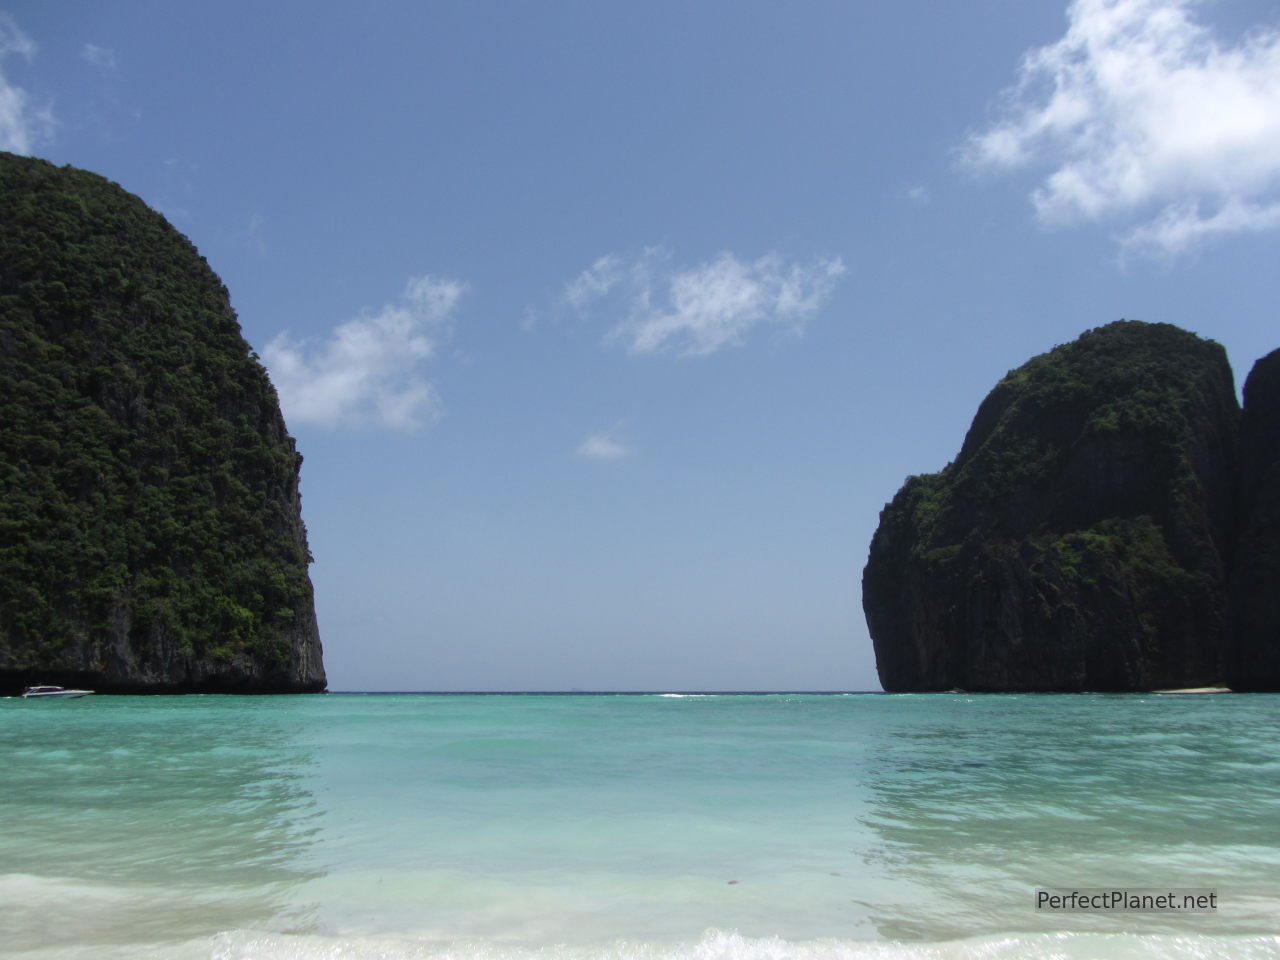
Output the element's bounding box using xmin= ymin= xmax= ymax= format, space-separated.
xmin=200 ymin=928 xmax=1280 ymax=960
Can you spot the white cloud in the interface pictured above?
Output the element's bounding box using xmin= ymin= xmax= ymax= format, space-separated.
xmin=576 ymin=424 xmax=633 ymax=460
xmin=262 ymin=275 xmax=466 ymax=431
xmin=0 ymin=13 xmax=53 ymax=155
xmin=904 ymin=184 xmax=931 ymax=207
xmin=564 ymin=253 xmax=627 ymax=311
xmin=81 ymin=43 xmax=116 ymax=69
xmin=0 ymin=13 xmax=33 ymax=59
xmin=964 ymin=0 xmax=1280 ymax=256
xmin=564 ymin=248 xmax=845 ymax=357
xmin=1121 ymin=196 xmax=1280 ymax=258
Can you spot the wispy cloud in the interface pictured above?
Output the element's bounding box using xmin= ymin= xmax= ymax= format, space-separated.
xmin=262 ymin=275 xmax=467 ymax=431
xmin=963 ymin=0 xmax=1280 ymax=257
xmin=564 ymin=248 xmax=845 ymax=357
xmin=564 ymin=253 xmax=629 ymax=312
xmin=1121 ymin=196 xmax=1280 ymax=258
xmin=0 ymin=13 xmax=53 ymax=154
xmin=245 ymin=212 xmax=267 ymax=257
xmin=81 ymin=43 xmax=116 ymax=70
xmin=576 ymin=423 xmax=633 ymax=460
xmin=903 ymin=184 xmax=930 ymax=207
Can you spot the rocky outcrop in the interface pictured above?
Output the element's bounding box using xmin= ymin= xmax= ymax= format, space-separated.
xmin=863 ymin=321 xmax=1246 ymax=692
xmin=1228 ymin=349 xmax=1280 ymax=690
xmin=0 ymin=152 xmax=325 ymax=693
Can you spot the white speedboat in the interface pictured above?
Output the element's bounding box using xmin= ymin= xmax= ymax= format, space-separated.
xmin=21 ymin=685 xmax=94 ymax=699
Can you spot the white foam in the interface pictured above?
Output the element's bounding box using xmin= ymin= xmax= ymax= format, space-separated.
xmin=7 ymin=930 xmax=1280 ymax=960
xmin=193 ymin=929 xmax=1280 ymax=960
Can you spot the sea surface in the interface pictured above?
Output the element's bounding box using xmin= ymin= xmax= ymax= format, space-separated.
xmin=1 ymin=692 xmax=1278 ymax=959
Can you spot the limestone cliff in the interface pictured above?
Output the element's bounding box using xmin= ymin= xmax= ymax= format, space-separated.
xmin=863 ymin=321 xmax=1243 ymax=692
xmin=1228 ymin=349 xmax=1280 ymax=690
xmin=0 ymin=152 xmax=325 ymax=693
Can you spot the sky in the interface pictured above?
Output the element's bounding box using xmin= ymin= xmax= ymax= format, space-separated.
xmin=3 ymin=0 xmax=1280 ymax=691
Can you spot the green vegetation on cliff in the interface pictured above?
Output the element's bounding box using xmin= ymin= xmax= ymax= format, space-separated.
xmin=0 ymin=152 xmax=325 ymax=692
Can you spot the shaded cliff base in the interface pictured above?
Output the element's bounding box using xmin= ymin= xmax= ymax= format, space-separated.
xmin=1 ymin=668 xmax=326 ymax=697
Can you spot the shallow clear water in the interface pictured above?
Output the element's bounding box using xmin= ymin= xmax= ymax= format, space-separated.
xmin=1 ymin=692 xmax=1278 ymax=959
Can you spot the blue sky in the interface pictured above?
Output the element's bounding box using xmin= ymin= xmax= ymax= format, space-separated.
xmin=4 ymin=0 xmax=1279 ymax=690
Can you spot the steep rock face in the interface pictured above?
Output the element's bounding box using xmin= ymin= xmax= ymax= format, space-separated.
xmin=0 ymin=152 xmax=325 ymax=693
xmin=1228 ymin=349 xmax=1280 ymax=690
xmin=863 ymin=321 xmax=1239 ymax=692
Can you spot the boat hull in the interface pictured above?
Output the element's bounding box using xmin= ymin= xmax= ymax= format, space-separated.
xmin=21 ymin=687 xmax=94 ymax=699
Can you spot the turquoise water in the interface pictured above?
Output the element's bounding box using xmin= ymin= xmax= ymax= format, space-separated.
xmin=2 ymin=692 xmax=1279 ymax=959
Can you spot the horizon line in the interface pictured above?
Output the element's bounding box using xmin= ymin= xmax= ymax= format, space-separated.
xmin=326 ymin=689 xmax=884 ymax=696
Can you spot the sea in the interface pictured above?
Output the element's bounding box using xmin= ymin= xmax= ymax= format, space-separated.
xmin=2 ymin=692 xmax=1278 ymax=960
